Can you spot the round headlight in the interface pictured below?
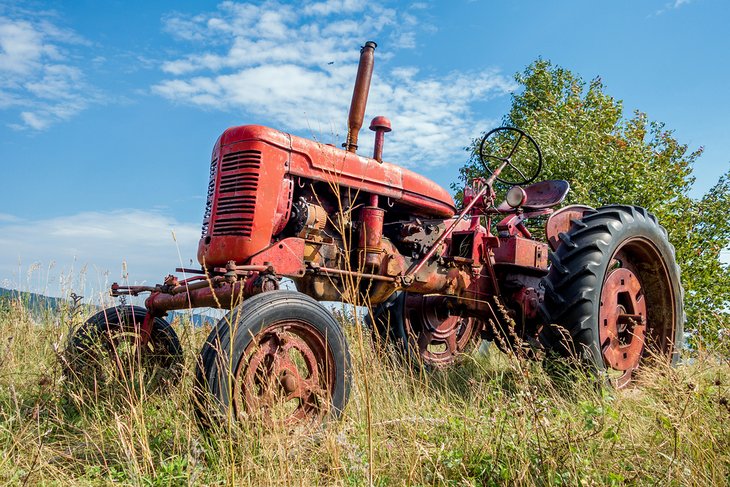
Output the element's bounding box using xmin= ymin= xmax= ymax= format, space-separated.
xmin=506 ymin=186 xmax=527 ymax=208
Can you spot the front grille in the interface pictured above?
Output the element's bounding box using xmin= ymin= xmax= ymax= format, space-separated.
xmin=211 ymin=150 xmax=261 ymax=237
xmin=201 ymin=156 xmax=218 ymax=235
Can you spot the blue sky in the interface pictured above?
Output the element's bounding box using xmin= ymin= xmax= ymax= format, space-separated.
xmin=1 ymin=0 xmax=728 ymax=298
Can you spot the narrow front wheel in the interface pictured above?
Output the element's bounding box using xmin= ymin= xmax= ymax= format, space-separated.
xmin=65 ymin=306 xmax=183 ymax=391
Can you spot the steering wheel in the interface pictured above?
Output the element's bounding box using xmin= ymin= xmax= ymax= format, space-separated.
xmin=478 ymin=126 xmax=543 ymax=186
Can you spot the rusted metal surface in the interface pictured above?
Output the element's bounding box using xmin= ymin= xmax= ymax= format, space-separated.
xmin=405 ymin=294 xmax=482 ymax=366
xmin=345 ymin=41 xmax=377 ymax=153
xmin=599 ymin=266 xmax=647 ymax=388
xmin=235 ymin=319 xmax=335 ymax=423
xmin=492 ymin=236 xmax=549 ymax=270
xmin=496 ymin=209 xmax=551 ymax=238
xmin=369 ymin=116 xmax=391 ymax=162
xmin=402 ymin=157 xmax=510 ymax=282
xmin=545 ymin=204 xmax=594 ymax=251
xmin=107 ymin=41 xmax=627 ymax=396
xmin=496 ymin=179 xmax=570 ymax=212
xmin=306 ymin=263 xmax=396 ymax=283
xmin=247 ymin=238 xmax=307 ymax=276
xmin=197 ymin=134 xmax=289 ymax=267
xmin=144 ymin=281 xmax=244 ymax=314
xmin=198 ymin=123 xmax=457 ymax=269
xmin=358 ymin=204 xmax=385 ymax=269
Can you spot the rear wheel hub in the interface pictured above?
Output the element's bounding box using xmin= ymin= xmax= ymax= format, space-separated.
xmin=599 ymin=265 xmax=647 ymax=387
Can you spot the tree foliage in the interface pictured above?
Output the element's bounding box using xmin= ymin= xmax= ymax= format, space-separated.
xmin=458 ymin=59 xmax=730 ymax=348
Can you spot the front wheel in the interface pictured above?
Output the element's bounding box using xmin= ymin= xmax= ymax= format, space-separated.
xmin=539 ymin=205 xmax=684 ymax=388
xmin=65 ymin=306 xmax=183 ymax=391
xmin=194 ymin=291 xmax=351 ymax=428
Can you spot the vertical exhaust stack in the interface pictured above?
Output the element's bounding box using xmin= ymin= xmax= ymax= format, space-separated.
xmin=344 ymin=41 xmax=377 ymax=153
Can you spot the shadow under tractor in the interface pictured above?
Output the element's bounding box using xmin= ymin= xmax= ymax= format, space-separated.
xmin=65 ymin=41 xmax=684 ymax=427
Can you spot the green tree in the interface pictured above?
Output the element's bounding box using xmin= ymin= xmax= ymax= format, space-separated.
xmin=457 ymin=59 xmax=730 ymax=349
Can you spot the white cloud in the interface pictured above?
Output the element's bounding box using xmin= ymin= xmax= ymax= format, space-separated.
xmin=152 ymin=1 xmax=514 ymax=168
xmin=0 ymin=210 xmax=200 ymax=299
xmin=654 ymin=0 xmax=694 ymax=15
xmin=0 ymin=13 xmax=96 ymax=130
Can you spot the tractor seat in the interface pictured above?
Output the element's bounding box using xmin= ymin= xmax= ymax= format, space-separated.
xmin=497 ymin=179 xmax=570 ymax=212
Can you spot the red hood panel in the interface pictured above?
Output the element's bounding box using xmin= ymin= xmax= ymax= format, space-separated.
xmin=220 ymin=125 xmax=456 ymax=218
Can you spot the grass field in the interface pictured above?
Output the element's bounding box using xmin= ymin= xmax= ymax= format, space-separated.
xmin=0 ymin=296 xmax=728 ymax=486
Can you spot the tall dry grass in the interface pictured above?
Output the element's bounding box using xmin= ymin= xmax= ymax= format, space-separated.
xmin=0 ymin=294 xmax=729 ymax=486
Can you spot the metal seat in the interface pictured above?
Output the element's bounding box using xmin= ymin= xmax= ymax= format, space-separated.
xmin=497 ymin=180 xmax=570 ymax=213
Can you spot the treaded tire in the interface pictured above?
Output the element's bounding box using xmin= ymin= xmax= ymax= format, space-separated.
xmin=65 ymin=306 xmax=183 ymax=390
xmin=368 ymin=291 xmax=408 ymax=348
xmin=194 ymin=290 xmax=351 ymax=428
xmin=367 ymin=291 xmax=482 ymax=369
xmin=539 ymin=205 xmax=684 ymax=385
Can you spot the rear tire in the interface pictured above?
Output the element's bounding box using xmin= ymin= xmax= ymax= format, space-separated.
xmin=539 ymin=205 xmax=684 ymax=387
xmin=368 ymin=292 xmax=481 ymax=369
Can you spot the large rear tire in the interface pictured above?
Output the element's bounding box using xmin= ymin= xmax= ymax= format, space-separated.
xmin=368 ymin=292 xmax=481 ymax=368
xmin=194 ymin=290 xmax=351 ymax=428
xmin=539 ymin=205 xmax=684 ymax=387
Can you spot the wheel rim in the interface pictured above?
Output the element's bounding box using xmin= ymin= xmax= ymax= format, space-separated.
xmin=405 ymin=295 xmax=479 ymax=366
xmin=599 ymin=237 xmax=676 ymax=388
xmin=235 ymin=320 xmax=334 ymax=425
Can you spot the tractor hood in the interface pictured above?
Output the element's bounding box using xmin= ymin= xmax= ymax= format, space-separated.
xmin=220 ymin=124 xmax=457 ymax=219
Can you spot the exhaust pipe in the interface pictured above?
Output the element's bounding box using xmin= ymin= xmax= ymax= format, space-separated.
xmin=344 ymin=41 xmax=377 ymax=153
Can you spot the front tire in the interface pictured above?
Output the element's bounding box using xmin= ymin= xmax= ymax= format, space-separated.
xmin=65 ymin=306 xmax=183 ymax=391
xmin=540 ymin=205 xmax=684 ymax=387
xmin=194 ymin=290 xmax=351 ymax=428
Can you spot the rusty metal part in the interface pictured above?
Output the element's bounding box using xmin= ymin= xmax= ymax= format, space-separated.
xmin=111 ymin=265 xmax=276 ymax=315
xmin=198 ymin=124 xmax=456 ymax=267
xmin=358 ymin=204 xmax=385 ymax=269
xmin=163 ymin=275 xmax=179 ymax=287
xmin=145 ymin=281 xmax=244 ymax=314
xmin=496 ymin=209 xmax=551 ymax=237
xmin=272 ymin=176 xmax=294 ymax=236
xmin=246 ymin=238 xmax=307 ymax=277
xmin=234 ymin=319 xmax=335 ymax=424
xmin=292 ymin=200 xmax=327 ymax=239
xmin=345 ymin=41 xmax=377 ymax=153
xmin=175 ymin=267 xmax=207 ymax=275
xmin=596 ymin=232 xmax=678 ymax=388
xmin=369 ymin=116 xmax=392 ymax=162
xmin=306 ymin=262 xmax=396 ymax=283
xmin=599 ymin=265 xmax=648 ymax=388
xmin=492 ymin=236 xmax=549 ymax=271
xmin=513 ymin=286 xmax=540 ymax=321
xmin=402 ymin=156 xmax=512 ymax=283
xmin=545 ymin=204 xmax=594 ymax=251
xmin=405 ymin=294 xmax=481 ymax=366
xmin=111 ymin=265 xmax=271 ymax=298
xmin=245 ymin=273 xmax=281 ymax=296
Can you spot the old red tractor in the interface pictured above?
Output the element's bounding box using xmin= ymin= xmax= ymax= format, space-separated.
xmin=67 ymin=42 xmax=684 ymax=425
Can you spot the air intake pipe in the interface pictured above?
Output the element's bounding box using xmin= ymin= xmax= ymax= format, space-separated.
xmin=344 ymin=41 xmax=377 ymax=153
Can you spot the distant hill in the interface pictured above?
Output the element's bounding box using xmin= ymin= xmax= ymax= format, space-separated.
xmin=0 ymin=286 xmax=69 ymax=316
xmin=0 ymin=287 xmax=216 ymax=327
